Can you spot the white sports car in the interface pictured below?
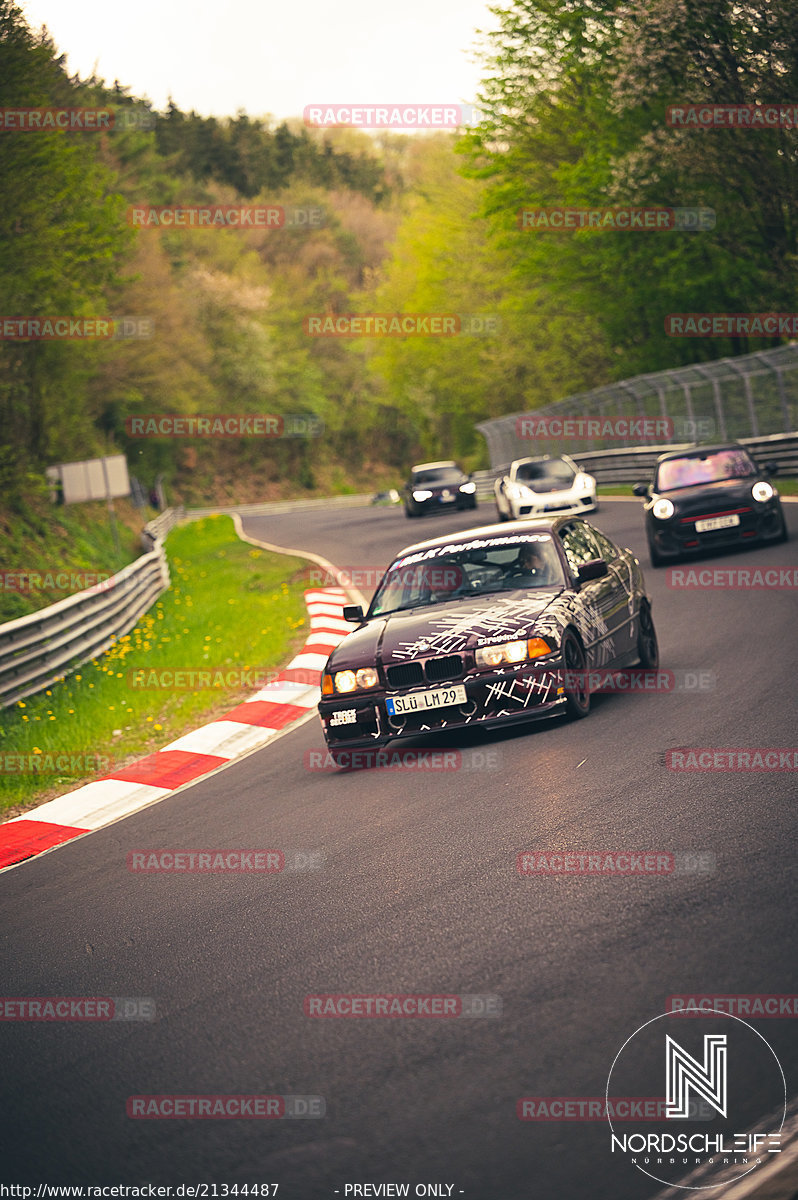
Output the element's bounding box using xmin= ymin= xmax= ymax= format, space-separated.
xmin=494 ymin=455 xmax=597 ymax=521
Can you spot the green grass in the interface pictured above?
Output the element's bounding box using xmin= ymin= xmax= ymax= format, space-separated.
xmin=599 ymin=479 xmax=798 ymax=497
xmin=0 ymin=516 xmax=314 ymax=816
xmin=0 ymin=489 xmax=145 ymax=622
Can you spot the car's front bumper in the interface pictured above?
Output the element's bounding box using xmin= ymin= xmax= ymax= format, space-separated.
xmin=319 ymin=661 xmax=567 ymax=751
xmin=514 ymin=493 xmax=596 ymax=519
xmin=410 ymin=493 xmax=477 ymax=514
xmin=648 ymin=500 xmax=784 ymax=558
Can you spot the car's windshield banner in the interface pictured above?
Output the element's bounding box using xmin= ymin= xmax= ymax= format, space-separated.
xmin=393 ymin=533 xmax=552 ymax=570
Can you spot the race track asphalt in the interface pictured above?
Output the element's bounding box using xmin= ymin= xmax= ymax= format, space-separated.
xmin=1 ymin=500 xmax=796 ymax=1199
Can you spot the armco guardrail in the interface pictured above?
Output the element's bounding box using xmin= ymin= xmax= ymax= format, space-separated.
xmin=574 ymin=431 xmax=798 ymax=485
xmin=140 ymin=504 xmax=185 ymax=550
xmin=183 ymin=494 xmax=374 ymax=520
xmin=0 ymin=516 xmax=174 ymax=709
xmin=477 ymin=344 xmax=798 ymax=468
xmin=473 ymin=432 xmax=798 ymax=494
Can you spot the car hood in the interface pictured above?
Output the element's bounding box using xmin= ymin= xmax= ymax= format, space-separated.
xmin=330 ymin=591 xmax=563 ymax=668
xmin=514 ymin=479 xmax=573 ymax=494
xmin=412 ymin=480 xmax=463 ymax=493
xmin=660 ymin=477 xmax=759 ymax=513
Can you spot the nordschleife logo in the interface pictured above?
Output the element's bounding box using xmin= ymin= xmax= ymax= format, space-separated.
xmin=606 ymin=1010 xmax=786 ymax=1189
xmin=666 ymin=1034 xmax=727 ymax=1119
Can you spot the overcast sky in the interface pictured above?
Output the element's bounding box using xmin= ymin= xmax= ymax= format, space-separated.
xmin=19 ymin=0 xmax=499 ymax=124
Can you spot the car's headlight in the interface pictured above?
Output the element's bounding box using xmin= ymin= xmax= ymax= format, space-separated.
xmin=331 ymin=669 xmax=356 ymax=693
xmin=475 ymin=637 xmax=552 ymax=667
xmin=752 ymin=481 xmax=774 ymax=502
xmin=652 ymin=498 xmax=675 ymax=520
xmin=574 ymin=473 xmax=593 ymax=491
xmin=459 ymin=481 xmax=476 ymax=494
xmin=325 ymin=667 xmax=379 ymax=694
xmin=412 ymin=489 xmax=432 ymax=501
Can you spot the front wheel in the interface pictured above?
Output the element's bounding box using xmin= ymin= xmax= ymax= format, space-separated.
xmin=648 ymin=539 xmax=664 ymax=568
xmin=561 ymin=631 xmax=590 ymax=720
xmin=404 ymin=505 xmax=417 ymax=519
xmin=776 ymin=511 xmax=789 ymax=543
xmin=636 ymin=601 xmax=659 ymax=668
xmin=495 ymin=503 xmax=508 ymax=522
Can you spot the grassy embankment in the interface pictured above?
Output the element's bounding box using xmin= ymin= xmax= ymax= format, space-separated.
xmin=0 ymin=515 xmax=315 ymax=817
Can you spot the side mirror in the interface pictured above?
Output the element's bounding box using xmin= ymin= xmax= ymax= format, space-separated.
xmin=577 ymin=558 xmax=608 ymax=584
xmin=343 ymin=604 xmax=364 ymax=623
xmin=632 ymin=482 xmax=649 ymax=497
xmin=763 ymin=461 xmax=779 ymax=476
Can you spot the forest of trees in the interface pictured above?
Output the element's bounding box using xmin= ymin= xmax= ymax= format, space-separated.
xmin=1 ymin=0 xmax=796 ymax=507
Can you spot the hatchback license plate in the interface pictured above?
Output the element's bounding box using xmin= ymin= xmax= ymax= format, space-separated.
xmin=386 ymin=685 xmax=466 ymax=715
xmin=695 ymin=514 xmax=740 ymax=532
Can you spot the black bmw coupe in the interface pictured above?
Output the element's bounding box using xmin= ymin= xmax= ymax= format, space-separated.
xmin=318 ymin=516 xmax=658 ymax=763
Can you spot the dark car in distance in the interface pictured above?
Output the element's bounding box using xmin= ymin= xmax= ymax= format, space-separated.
xmin=633 ymin=442 xmax=787 ymax=566
xmin=318 ymin=516 xmax=658 ymax=764
xmin=402 ymin=460 xmax=478 ymax=518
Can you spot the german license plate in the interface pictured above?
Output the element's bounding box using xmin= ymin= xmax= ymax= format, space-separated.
xmin=695 ymin=514 xmax=740 ymax=532
xmin=386 ymin=685 xmax=466 ymax=715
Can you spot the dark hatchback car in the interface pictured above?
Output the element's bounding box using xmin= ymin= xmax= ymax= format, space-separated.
xmin=634 ymin=443 xmax=787 ymax=567
xmin=402 ymin=460 xmax=478 ymax=518
xmin=318 ymin=516 xmax=658 ymax=764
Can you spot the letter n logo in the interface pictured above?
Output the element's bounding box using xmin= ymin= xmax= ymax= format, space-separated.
xmin=666 ymin=1034 xmax=727 ymax=1118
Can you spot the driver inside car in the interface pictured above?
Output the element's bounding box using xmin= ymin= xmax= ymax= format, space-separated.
xmin=504 ymin=542 xmax=557 ymax=585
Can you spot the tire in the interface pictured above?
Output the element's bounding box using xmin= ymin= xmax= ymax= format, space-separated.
xmin=496 ymin=505 xmax=508 ymax=522
xmin=636 ymin=600 xmax=659 ymax=668
xmin=404 ymin=505 xmax=417 ymax=519
xmin=561 ymin=630 xmax=590 ymax=720
xmin=648 ymin=539 xmax=664 ymax=568
xmin=776 ymin=511 xmax=789 ymax=543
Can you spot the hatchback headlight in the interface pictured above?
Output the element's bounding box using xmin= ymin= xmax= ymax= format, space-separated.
xmin=652 ymin=498 xmax=675 ymax=520
xmin=459 ymin=481 xmax=476 ymax=494
xmin=412 ymin=489 xmax=432 ymax=501
xmin=752 ymin=481 xmax=774 ymax=502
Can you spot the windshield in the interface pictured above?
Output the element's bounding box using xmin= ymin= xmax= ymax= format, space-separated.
xmin=515 ymin=460 xmax=575 ymax=486
xmin=656 ymin=448 xmax=757 ymax=491
xmin=369 ymin=535 xmax=565 ymax=616
xmin=411 ymin=468 xmax=463 ymax=485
